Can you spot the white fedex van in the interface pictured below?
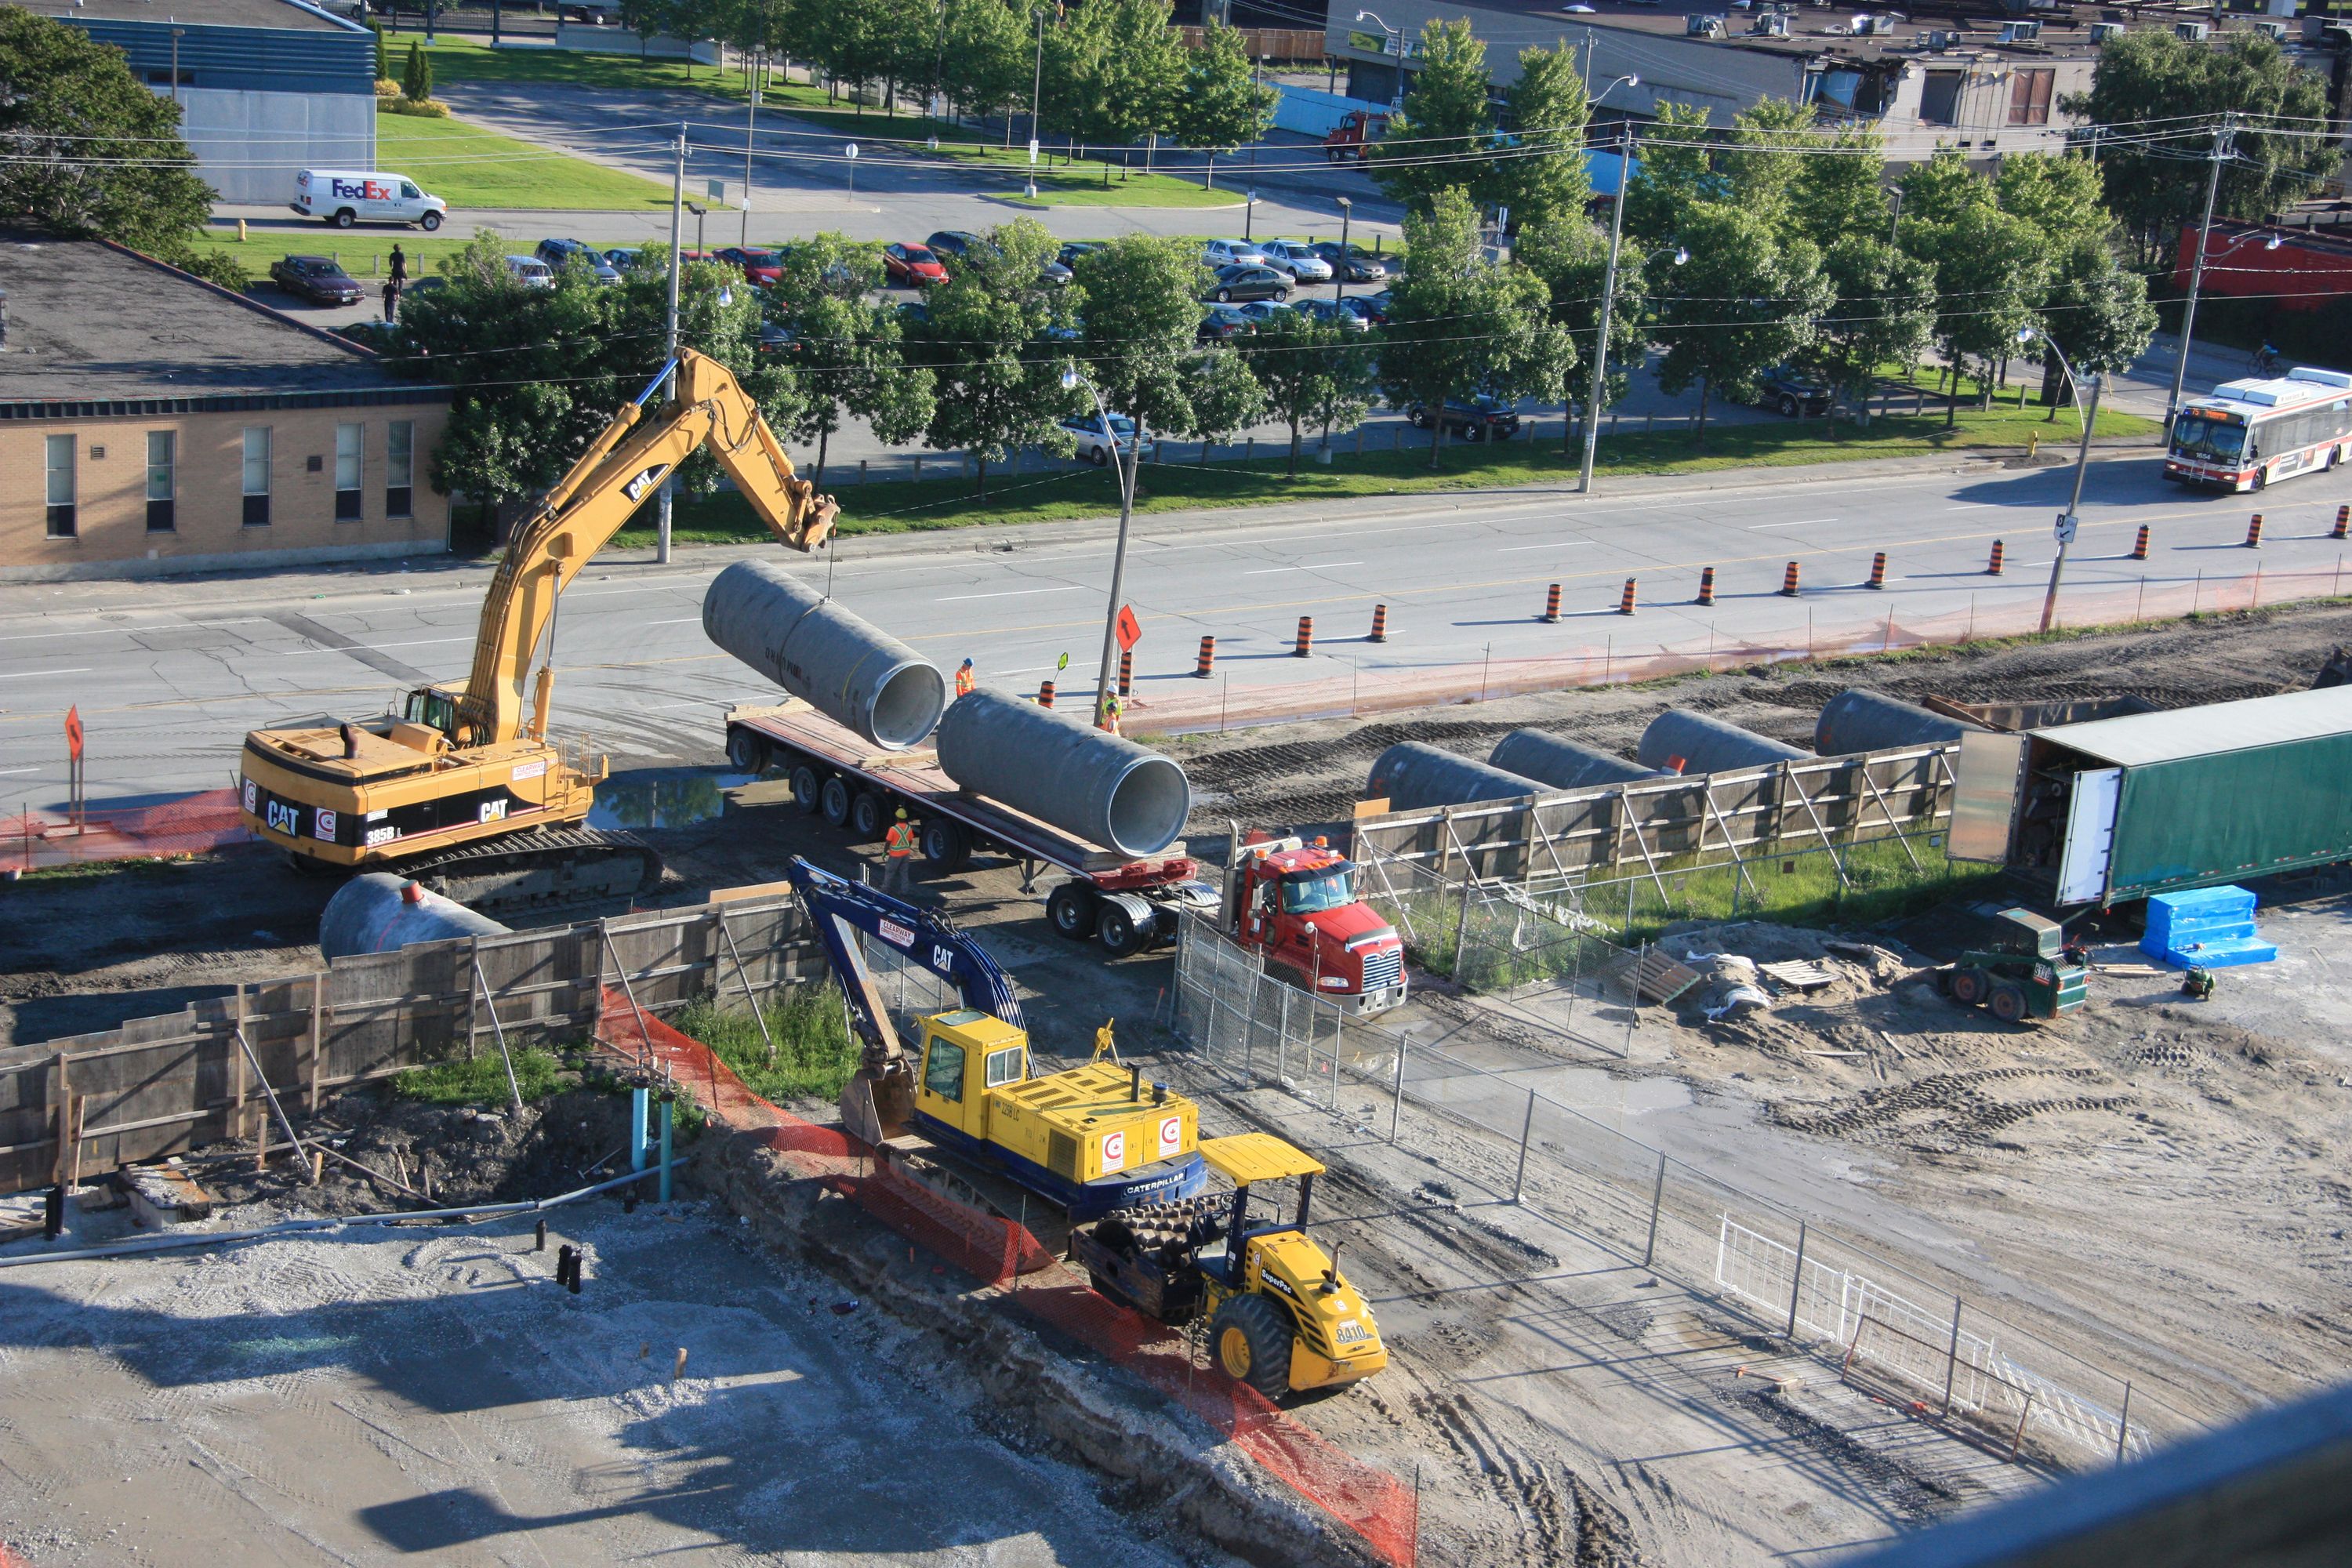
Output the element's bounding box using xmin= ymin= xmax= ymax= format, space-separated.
xmin=292 ymin=169 xmax=448 ymax=230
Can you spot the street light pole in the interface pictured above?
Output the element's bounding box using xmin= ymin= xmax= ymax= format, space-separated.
xmin=170 ymin=27 xmax=184 ymax=110
xmin=742 ymin=56 xmax=760 ymax=247
xmin=2165 ymin=112 xmax=2234 ymax=430
xmin=1578 ymin=117 xmax=1634 ymax=485
xmin=2024 ymin=327 xmax=2100 ymax=633
xmin=1246 ymin=191 xmax=1258 ymax=242
xmin=1065 ymin=372 xmax=1141 ymax=729
xmin=660 ymin=125 xmax=685 ymax=566
xmin=1334 ymin=197 xmax=1352 ymax=303
xmin=1027 ymin=8 xmax=1045 ymax=199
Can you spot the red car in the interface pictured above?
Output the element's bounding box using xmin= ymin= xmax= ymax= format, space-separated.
xmin=717 ymin=246 xmax=783 ymax=286
xmin=884 ymin=241 xmax=949 ymax=288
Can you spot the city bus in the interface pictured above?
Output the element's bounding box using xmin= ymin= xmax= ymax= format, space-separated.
xmin=2165 ymin=366 xmax=2352 ymax=492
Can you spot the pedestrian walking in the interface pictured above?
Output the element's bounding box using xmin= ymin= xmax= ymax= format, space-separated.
xmin=953 ymin=657 xmax=976 ymax=699
xmin=381 ymin=277 xmax=400 ymax=321
xmin=879 ymin=808 xmax=916 ymax=898
xmin=388 ymin=244 xmax=408 ymax=285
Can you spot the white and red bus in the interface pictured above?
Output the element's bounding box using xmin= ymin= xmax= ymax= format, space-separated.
xmin=2165 ymin=367 xmax=2352 ymax=492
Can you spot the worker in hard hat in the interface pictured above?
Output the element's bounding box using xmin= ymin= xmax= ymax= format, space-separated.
xmin=954 ymin=658 xmax=976 ymax=699
xmin=880 ymin=808 xmax=917 ymax=897
xmin=1099 ymin=693 xmax=1123 ymax=736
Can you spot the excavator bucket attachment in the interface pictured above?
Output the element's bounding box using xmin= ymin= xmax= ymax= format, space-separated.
xmin=840 ymin=1062 xmax=914 ymax=1147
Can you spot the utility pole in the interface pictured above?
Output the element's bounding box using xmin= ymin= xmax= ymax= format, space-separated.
xmin=2042 ymin=372 xmax=2102 ymax=633
xmin=742 ymin=52 xmax=760 ymax=247
xmin=1578 ymin=119 xmax=1634 ymax=490
xmin=660 ymin=125 xmax=684 ymax=566
xmin=2165 ymin=113 xmax=2233 ymax=431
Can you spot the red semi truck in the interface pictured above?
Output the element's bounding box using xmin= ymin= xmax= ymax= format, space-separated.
xmin=1323 ymin=111 xmax=1389 ymax=162
xmin=1224 ymin=831 xmax=1407 ymax=1014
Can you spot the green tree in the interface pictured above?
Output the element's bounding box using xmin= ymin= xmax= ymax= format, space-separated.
xmin=1071 ymin=235 xmax=1210 ymax=437
xmin=0 ymin=9 xmax=241 ymax=288
xmin=805 ymin=0 xmax=893 ymax=110
xmin=1622 ymin=102 xmax=1715 ymax=247
xmin=1791 ymin=122 xmax=1893 ymax=249
xmin=1243 ymin=310 xmax=1378 ymax=474
xmin=1723 ymin=97 xmax=1814 ymax=230
xmin=912 ymin=218 xmax=1076 ymax=495
xmin=768 ymin=234 xmax=935 ymax=488
xmin=401 ymin=40 xmax=433 ymax=102
xmin=1367 ymin=19 xmax=1494 ymax=213
xmin=1094 ymin=0 xmax=1187 ymax=147
xmin=942 ymin=0 xmax=1031 ymax=145
xmin=1489 ymin=42 xmax=1589 ymax=229
xmin=1896 ymin=147 xmax=1990 ymax=230
xmin=2027 ymin=245 xmax=2156 ymax=416
xmin=1515 ymin=212 xmax=1650 ymax=450
xmin=368 ymin=18 xmax=389 ymax=81
xmin=1180 ymin=347 xmax=1268 ymax=448
xmin=1175 ymin=20 xmax=1276 ymax=156
xmin=1650 ymin=202 xmax=1831 ymax=447
xmin=1907 ymin=201 xmax=2049 ymax=421
xmin=1813 ymin=236 xmax=1936 ymax=424
xmin=878 ymin=0 xmax=943 ymax=115
xmin=1377 ymin=187 xmax=1574 ymax=470
xmin=1995 ymin=152 xmax=2109 ymax=258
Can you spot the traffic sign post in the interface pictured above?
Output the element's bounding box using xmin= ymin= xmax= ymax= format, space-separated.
xmin=64 ymin=705 xmax=84 ymax=831
xmin=2053 ymin=512 xmax=2078 ymax=545
xmin=1115 ymin=604 xmax=1142 ymax=652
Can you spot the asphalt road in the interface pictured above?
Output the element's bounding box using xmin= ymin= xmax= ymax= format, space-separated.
xmin=8 ymin=455 xmax=2350 ymax=810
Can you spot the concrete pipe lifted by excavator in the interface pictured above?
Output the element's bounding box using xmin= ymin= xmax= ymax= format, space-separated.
xmin=236 ymin=350 xmax=837 ymax=912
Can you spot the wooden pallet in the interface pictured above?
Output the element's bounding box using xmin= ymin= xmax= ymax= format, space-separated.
xmin=1632 ymin=949 xmax=1702 ymax=1006
xmin=1759 ymin=959 xmax=1837 ymax=993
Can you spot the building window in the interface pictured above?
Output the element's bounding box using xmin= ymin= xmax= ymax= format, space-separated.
xmin=146 ymin=430 xmax=176 ymax=532
xmin=241 ymin=426 xmax=270 ymax=526
xmin=387 ymin=419 xmax=414 ymax=518
xmin=1919 ymin=71 xmax=1964 ymax=127
xmin=44 ymin=434 xmax=76 ymax=539
xmin=335 ymin=422 xmax=364 ymax=521
xmin=2008 ymin=68 xmax=2054 ymax=126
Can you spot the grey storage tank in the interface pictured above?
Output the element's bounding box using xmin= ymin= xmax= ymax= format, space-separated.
xmin=702 ymin=558 xmax=947 ymax=750
xmin=935 ymin=688 xmax=1192 ymax=858
xmin=1636 ymin=710 xmax=1809 ymax=774
xmin=319 ymin=873 xmax=510 ymax=960
xmin=1813 ymin=688 xmax=1981 ymax=754
xmin=1366 ymin=742 xmax=1547 ymax=811
xmin=1489 ymin=729 xmax=1670 ymax=791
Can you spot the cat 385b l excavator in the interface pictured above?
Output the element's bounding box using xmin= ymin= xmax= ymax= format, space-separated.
xmin=238 ymin=350 xmax=837 ymax=910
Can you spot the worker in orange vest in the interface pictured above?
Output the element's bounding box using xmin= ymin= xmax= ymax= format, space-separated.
xmin=880 ymin=808 xmax=917 ymax=897
xmin=1098 ymin=693 xmax=1123 ymax=737
xmin=954 ymin=658 xmax=976 ymax=699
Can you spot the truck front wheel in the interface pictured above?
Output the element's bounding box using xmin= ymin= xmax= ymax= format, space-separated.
xmin=725 ymin=728 xmax=768 ymax=772
xmin=1047 ymin=881 xmax=1098 ymax=940
xmin=1098 ymin=894 xmax=1152 ymax=958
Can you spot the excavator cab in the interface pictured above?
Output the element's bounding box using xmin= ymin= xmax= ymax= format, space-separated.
xmin=401 ymin=685 xmax=465 ymax=742
xmin=911 ymin=1009 xmax=1030 ymax=1145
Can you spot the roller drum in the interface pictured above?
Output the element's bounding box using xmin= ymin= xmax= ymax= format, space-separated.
xmin=935 ymin=688 xmax=1192 ymax=858
xmin=1366 ymin=742 xmax=1547 ymax=811
xmin=702 ymin=559 xmax=947 ymax=750
xmin=1489 ymin=729 xmax=1668 ymax=791
xmin=1813 ymin=689 xmax=1980 ymax=754
xmin=1635 ymin=710 xmax=1809 ymax=774
xmin=319 ymin=873 xmax=510 ymax=960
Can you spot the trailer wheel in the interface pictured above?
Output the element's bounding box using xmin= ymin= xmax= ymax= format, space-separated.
xmin=789 ymin=764 xmax=822 ymax=813
xmin=850 ymin=790 xmax=887 ymax=840
xmin=1047 ymin=881 xmax=1098 ymax=940
xmin=820 ymin=775 xmax=853 ymax=827
xmin=725 ymin=728 xmax=768 ymax=772
xmin=1098 ymin=894 xmax=1152 ymax=958
xmin=1988 ymin=983 xmax=2029 ymax=1024
xmin=920 ymin=818 xmax=972 ymax=872
xmin=1210 ymin=1293 xmax=1293 ymax=1399
xmin=1948 ymin=967 xmax=1991 ymax=1006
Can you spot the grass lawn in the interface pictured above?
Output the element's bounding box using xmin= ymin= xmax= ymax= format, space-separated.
xmin=193 ymin=230 xmax=546 ymax=285
xmin=394 ymin=1047 xmax=564 ymax=1104
xmin=613 ymin=401 xmax=2157 ymax=550
xmin=376 ymin=109 xmax=675 ymax=209
xmin=668 ymin=990 xmax=858 ymax=1106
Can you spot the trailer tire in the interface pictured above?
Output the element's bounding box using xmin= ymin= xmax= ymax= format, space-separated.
xmin=850 ymin=790 xmax=887 ymax=840
xmin=1988 ymin=982 xmax=2028 ymax=1024
xmin=820 ymin=775 xmax=853 ymax=827
xmin=1047 ymin=880 xmax=1098 ymax=940
xmin=1948 ymin=967 xmax=1991 ymax=1007
xmin=726 ymin=728 xmax=768 ymax=772
xmin=789 ymin=764 xmax=822 ymax=813
xmin=1098 ymin=894 xmax=1152 ymax=958
xmin=1211 ymin=1292 xmax=1293 ymax=1398
xmin=920 ymin=818 xmax=972 ymax=871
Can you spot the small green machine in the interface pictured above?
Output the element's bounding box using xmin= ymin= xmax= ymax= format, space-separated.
xmin=1936 ymin=909 xmax=2089 ymax=1024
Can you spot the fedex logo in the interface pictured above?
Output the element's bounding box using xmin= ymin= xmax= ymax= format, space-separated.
xmin=331 ymin=177 xmax=393 ymax=201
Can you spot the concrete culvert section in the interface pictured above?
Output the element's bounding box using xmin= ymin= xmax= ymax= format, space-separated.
xmin=1366 ymin=741 xmax=1546 ymax=810
xmin=1813 ymin=688 xmax=1984 ymax=753
xmin=1637 ymin=710 xmax=1809 ymax=774
xmin=1489 ymin=728 xmax=1671 ymax=790
xmin=935 ymin=688 xmax=1192 ymax=858
xmin=702 ymin=558 xmax=947 ymax=751
xmin=318 ymin=873 xmax=509 ymax=960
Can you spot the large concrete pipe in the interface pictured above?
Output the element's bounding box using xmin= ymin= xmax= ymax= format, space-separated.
xmin=702 ymin=559 xmax=947 ymax=750
xmin=935 ymin=688 xmax=1192 ymax=858
xmin=1366 ymin=742 xmax=1547 ymax=811
xmin=319 ymin=873 xmax=510 ymax=960
xmin=1813 ymin=689 xmax=1980 ymax=754
xmin=1489 ymin=729 xmax=1670 ymax=791
xmin=1635 ymin=710 xmax=1809 ymax=774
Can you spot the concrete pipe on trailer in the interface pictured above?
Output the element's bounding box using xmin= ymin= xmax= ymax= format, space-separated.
xmin=1813 ymin=689 xmax=1983 ymax=755
xmin=1635 ymin=710 xmax=1809 ymax=774
xmin=935 ymin=688 xmax=1192 ymax=858
xmin=702 ymin=559 xmax=947 ymax=751
xmin=1488 ymin=729 xmax=1670 ymax=791
xmin=319 ymin=873 xmax=511 ymax=960
xmin=1365 ymin=742 xmax=1547 ymax=811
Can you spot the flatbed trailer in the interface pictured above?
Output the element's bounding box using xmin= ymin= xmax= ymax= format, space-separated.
xmin=724 ymin=701 xmax=1218 ymax=956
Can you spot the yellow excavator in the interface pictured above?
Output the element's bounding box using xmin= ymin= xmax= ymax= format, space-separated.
xmin=238 ymin=349 xmax=837 ymax=909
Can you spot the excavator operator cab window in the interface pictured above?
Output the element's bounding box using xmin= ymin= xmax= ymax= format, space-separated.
xmin=984 ymin=1047 xmax=1025 ymax=1089
xmin=402 ymin=688 xmax=460 ymax=740
xmin=923 ymin=1037 xmax=965 ymax=1102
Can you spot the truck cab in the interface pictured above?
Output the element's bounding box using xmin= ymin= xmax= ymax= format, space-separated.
xmin=1229 ymin=833 xmax=1406 ymax=1013
xmin=1323 ymin=111 xmax=1389 ymax=162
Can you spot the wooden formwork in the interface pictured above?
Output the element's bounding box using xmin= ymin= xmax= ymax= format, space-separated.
xmin=0 ymin=896 xmax=821 ymax=1196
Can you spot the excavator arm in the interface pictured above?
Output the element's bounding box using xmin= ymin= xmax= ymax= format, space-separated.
xmin=453 ymin=348 xmax=839 ymax=746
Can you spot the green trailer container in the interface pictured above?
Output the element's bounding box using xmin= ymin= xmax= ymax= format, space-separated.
xmin=1948 ymin=687 xmax=2352 ymax=906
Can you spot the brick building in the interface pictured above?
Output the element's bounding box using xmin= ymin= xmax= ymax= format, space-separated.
xmin=0 ymin=236 xmax=452 ymax=581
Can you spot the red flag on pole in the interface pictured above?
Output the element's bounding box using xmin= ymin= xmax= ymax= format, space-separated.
xmin=1114 ymin=604 xmax=1142 ymax=652
xmin=64 ymin=706 xmax=84 ymax=763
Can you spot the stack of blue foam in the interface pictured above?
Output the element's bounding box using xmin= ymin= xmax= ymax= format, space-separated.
xmin=2140 ymin=885 xmax=2277 ymax=969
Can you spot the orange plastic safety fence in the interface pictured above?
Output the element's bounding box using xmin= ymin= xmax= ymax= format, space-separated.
xmin=1 ymin=786 xmax=252 ymax=874
xmin=597 ymin=990 xmax=1417 ymax=1566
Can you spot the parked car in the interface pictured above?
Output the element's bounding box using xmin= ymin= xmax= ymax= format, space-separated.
xmin=1058 ymin=241 xmax=1100 ymax=270
xmin=1037 ymin=256 xmax=1074 ymax=288
xmin=717 ymin=246 xmax=785 ymax=286
xmin=1406 ymin=395 xmax=1521 ymax=441
xmin=1349 ymin=289 xmax=1396 ymax=325
xmin=536 ymin=238 xmax=622 ymax=284
xmin=1256 ymin=240 xmax=1334 ymax=282
xmin=758 ymin=321 xmax=801 ymax=356
xmin=1753 ymin=365 xmax=1831 ymax=417
xmin=895 ymin=299 xmax=932 ymax=329
xmin=290 ymin=168 xmax=445 ymax=230
xmin=1234 ymin=299 xmax=1293 ymax=328
xmin=883 ymin=242 xmax=948 ymax=287
xmin=1202 ymin=238 xmax=1272 ymax=270
xmin=269 ymin=254 xmax=363 ymax=305
xmin=1310 ymin=242 xmax=1391 ymax=282
xmin=1198 ymin=304 xmax=1257 ymax=343
xmin=1296 ymin=297 xmax=1372 ymax=334
xmin=1203 ymin=264 xmax=1290 ymax=304
xmin=601 ymin=247 xmax=644 ymax=273
xmin=1059 ymin=411 xmax=1150 ymax=466
xmin=925 ymin=230 xmax=987 ymax=265
xmin=502 ymin=255 xmax=556 ymax=290
xmin=394 ymin=274 xmax=447 ymax=321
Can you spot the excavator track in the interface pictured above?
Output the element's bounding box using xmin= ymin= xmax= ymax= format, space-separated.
xmin=395 ymin=825 xmax=663 ymax=915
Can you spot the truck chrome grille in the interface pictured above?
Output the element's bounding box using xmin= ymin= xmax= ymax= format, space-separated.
xmin=1359 ymin=947 xmax=1403 ymax=990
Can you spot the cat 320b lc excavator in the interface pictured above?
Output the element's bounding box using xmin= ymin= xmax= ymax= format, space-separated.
xmin=238 ymin=350 xmax=837 ymax=911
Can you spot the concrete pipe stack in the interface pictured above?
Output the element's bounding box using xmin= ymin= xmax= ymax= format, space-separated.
xmin=936 ymin=688 xmax=1192 ymax=858
xmin=1635 ymin=710 xmax=1809 ymax=775
xmin=1365 ymin=742 xmax=1546 ymax=811
xmin=702 ymin=558 xmax=948 ymax=751
xmin=320 ymin=873 xmax=510 ymax=960
xmin=1488 ymin=729 xmax=1671 ymax=791
xmin=1813 ymin=689 xmax=1982 ymax=755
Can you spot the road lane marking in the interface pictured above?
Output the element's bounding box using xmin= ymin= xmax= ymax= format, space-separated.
xmin=0 ymin=618 xmax=272 ymax=644
xmin=938 ymin=585 xmax=1091 ymax=601
xmin=0 ymin=668 xmax=92 ymax=679
xmin=1244 ymin=561 xmax=1361 ymax=574
xmin=1496 ymin=542 xmax=1594 ymax=552
xmin=1747 ymin=519 xmax=1832 ymax=530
